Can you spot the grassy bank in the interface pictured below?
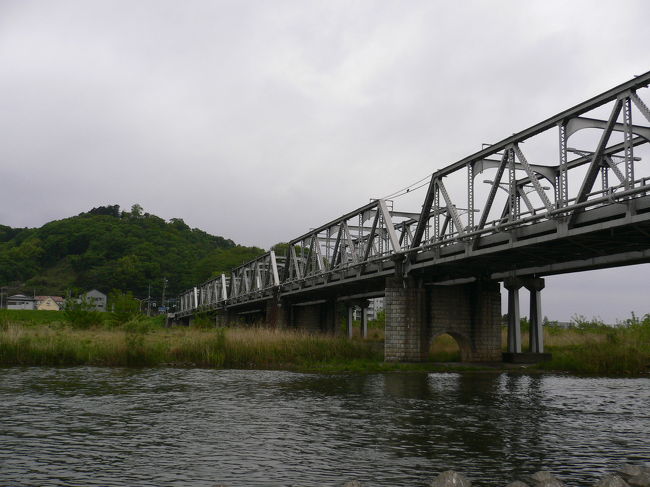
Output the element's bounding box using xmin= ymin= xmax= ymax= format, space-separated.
xmin=1 ymin=310 xmax=649 ymax=376
xmin=536 ymin=318 xmax=650 ymax=376
xmin=0 ymin=321 xmax=383 ymax=369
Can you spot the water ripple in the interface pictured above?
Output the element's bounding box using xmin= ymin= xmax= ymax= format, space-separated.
xmin=0 ymin=367 xmax=648 ymax=486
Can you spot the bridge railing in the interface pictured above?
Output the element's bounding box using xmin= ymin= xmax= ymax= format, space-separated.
xmin=176 ymin=71 xmax=650 ymax=316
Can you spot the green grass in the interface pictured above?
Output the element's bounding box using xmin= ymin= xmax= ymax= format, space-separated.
xmin=2 ymin=312 xmax=649 ymax=376
xmin=537 ymin=319 xmax=650 ymax=376
xmin=0 ymin=309 xmax=67 ymax=326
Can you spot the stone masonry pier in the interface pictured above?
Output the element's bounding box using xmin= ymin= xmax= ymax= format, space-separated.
xmin=385 ymin=277 xmax=501 ymax=362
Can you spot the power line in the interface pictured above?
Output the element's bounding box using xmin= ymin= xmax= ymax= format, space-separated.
xmin=380 ymin=172 xmax=433 ymax=201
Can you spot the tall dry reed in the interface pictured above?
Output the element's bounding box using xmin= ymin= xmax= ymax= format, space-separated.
xmin=0 ymin=323 xmax=380 ymax=369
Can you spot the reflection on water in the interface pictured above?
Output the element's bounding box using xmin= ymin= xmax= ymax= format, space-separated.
xmin=1 ymin=368 xmax=648 ymax=487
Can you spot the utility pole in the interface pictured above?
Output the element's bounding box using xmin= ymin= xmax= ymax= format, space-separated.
xmin=161 ymin=277 xmax=168 ymax=312
xmin=147 ymin=283 xmax=151 ymax=316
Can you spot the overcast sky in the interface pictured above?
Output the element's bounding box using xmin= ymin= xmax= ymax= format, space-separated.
xmin=1 ymin=0 xmax=649 ymax=321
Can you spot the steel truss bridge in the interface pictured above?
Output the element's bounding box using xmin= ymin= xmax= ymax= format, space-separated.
xmin=177 ymin=71 xmax=650 ymax=318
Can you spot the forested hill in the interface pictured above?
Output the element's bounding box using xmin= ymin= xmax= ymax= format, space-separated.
xmin=0 ymin=205 xmax=265 ymax=298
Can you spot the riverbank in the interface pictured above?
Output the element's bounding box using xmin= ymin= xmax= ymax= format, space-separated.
xmin=1 ymin=312 xmax=649 ymax=375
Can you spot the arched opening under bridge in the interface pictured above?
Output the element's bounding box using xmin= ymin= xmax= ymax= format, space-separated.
xmin=429 ymin=331 xmax=471 ymax=362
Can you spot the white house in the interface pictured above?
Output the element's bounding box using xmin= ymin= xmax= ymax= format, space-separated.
xmin=7 ymin=294 xmax=35 ymax=310
xmin=80 ymin=289 xmax=107 ymax=312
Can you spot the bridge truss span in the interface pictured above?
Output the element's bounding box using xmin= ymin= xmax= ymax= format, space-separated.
xmin=177 ymin=71 xmax=650 ymax=318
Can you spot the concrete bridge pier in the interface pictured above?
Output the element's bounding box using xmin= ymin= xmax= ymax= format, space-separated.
xmin=346 ymin=306 xmax=354 ymax=338
xmin=361 ymin=306 xmax=369 ymax=338
xmin=345 ymin=299 xmax=370 ymax=338
xmin=525 ymin=278 xmax=545 ymax=353
xmin=503 ymin=276 xmax=551 ymax=362
xmin=504 ymin=277 xmax=523 ymax=353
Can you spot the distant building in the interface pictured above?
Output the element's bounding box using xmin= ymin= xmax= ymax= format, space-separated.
xmin=80 ymin=289 xmax=107 ymax=312
xmin=353 ymin=297 xmax=384 ymax=321
xmin=35 ymin=296 xmax=65 ymax=311
xmin=7 ymin=294 xmax=35 ymax=310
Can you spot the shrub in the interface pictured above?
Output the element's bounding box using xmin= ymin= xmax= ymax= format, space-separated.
xmin=108 ymin=290 xmax=142 ymax=326
xmin=63 ymin=297 xmax=104 ymax=329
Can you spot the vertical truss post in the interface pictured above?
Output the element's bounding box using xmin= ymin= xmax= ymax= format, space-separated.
xmin=623 ymin=95 xmax=634 ymax=189
xmin=358 ymin=213 xmax=363 ymax=258
xmin=221 ymin=274 xmax=228 ymax=300
xmin=508 ymin=147 xmax=518 ymax=221
xmin=601 ymin=166 xmax=609 ymax=193
xmin=467 ymin=162 xmax=474 ymax=230
xmin=558 ymin=122 xmax=568 ymax=208
xmin=326 ymin=227 xmax=331 ymax=267
xmin=269 ymin=251 xmax=280 ymax=286
xmin=433 ymin=181 xmax=441 ymax=240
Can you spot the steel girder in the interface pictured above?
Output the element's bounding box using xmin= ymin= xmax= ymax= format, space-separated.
xmin=175 ymin=71 xmax=650 ymax=318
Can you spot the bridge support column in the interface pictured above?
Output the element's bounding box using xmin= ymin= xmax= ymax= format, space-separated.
xmin=385 ymin=276 xmax=428 ymax=362
xmin=361 ymin=306 xmax=368 ymax=339
xmin=524 ymin=278 xmax=545 ymax=353
xmin=266 ymin=299 xmax=289 ymax=328
xmin=347 ymin=306 xmax=354 ymax=338
xmin=323 ymin=298 xmax=339 ymax=335
xmin=504 ymin=277 xmax=523 ymax=353
xmin=293 ymin=303 xmax=323 ymax=332
xmin=215 ymin=310 xmax=229 ymax=327
xmin=503 ymin=277 xmax=551 ymax=363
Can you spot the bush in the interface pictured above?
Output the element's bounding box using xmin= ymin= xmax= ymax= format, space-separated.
xmin=108 ymin=290 xmax=142 ymax=326
xmin=192 ymin=310 xmax=214 ymax=328
xmin=63 ymin=297 xmax=104 ymax=329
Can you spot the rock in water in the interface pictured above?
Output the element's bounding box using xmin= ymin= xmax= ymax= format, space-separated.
xmin=628 ymin=474 xmax=650 ymax=487
xmin=429 ymin=470 xmax=472 ymax=487
xmin=530 ymin=471 xmax=565 ymax=487
xmin=506 ymin=481 xmax=530 ymax=487
xmin=618 ymin=466 xmax=645 ymax=480
xmin=594 ymin=474 xmax=630 ymax=487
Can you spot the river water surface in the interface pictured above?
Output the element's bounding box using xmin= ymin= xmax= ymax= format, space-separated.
xmin=1 ymin=368 xmax=648 ymax=486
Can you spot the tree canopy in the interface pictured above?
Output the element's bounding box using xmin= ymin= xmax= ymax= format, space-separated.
xmin=0 ymin=205 xmax=265 ymax=299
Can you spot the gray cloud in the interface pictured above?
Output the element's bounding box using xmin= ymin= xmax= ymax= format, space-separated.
xmin=1 ymin=0 xmax=649 ymax=321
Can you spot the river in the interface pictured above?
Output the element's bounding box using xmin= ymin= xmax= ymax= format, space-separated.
xmin=1 ymin=368 xmax=648 ymax=486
